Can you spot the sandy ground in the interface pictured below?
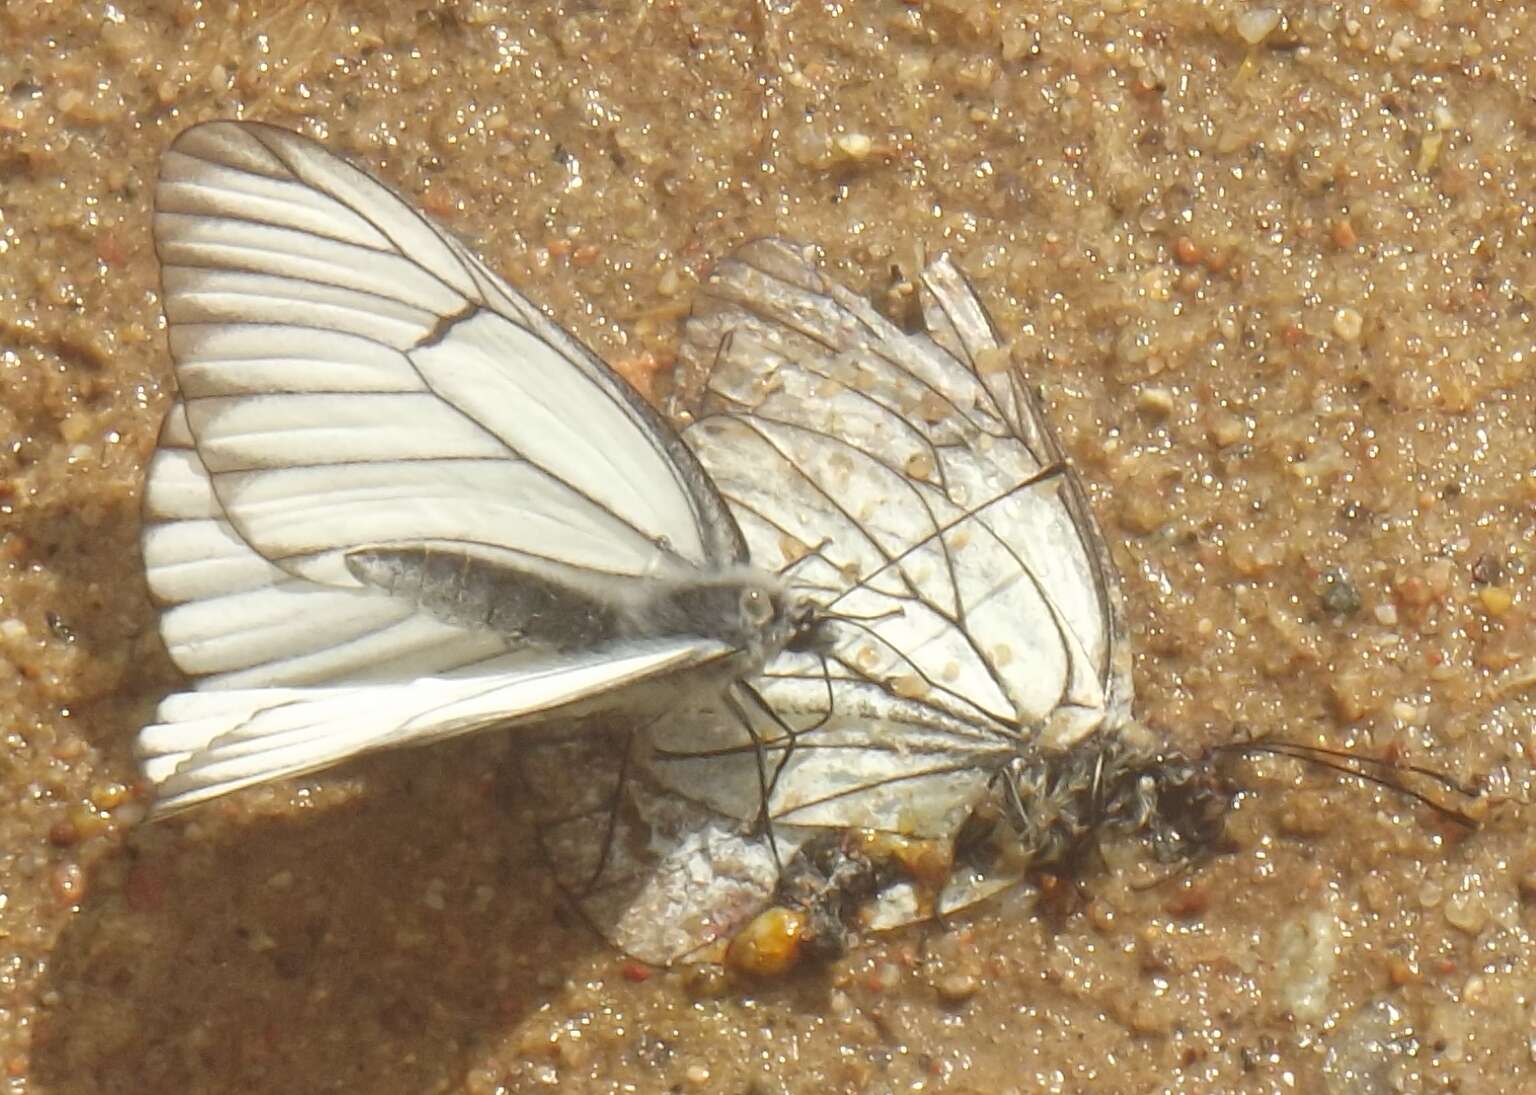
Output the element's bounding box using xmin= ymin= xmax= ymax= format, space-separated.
xmin=1 ymin=1 xmax=1533 ymax=1092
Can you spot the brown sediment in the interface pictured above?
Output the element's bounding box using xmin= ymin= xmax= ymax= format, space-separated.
xmin=2 ymin=2 xmax=1533 ymax=1092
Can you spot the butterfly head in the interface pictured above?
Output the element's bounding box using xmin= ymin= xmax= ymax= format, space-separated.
xmin=640 ymin=570 xmax=827 ymax=667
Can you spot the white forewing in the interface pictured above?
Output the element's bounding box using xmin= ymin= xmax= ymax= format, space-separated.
xmin=139 ymin=122 xmax=754 ymax=812
xmin=155 ymin=121 xmax=739 ymax=588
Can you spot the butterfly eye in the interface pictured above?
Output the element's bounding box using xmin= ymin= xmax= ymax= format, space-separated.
xmin=739 ymin=586 xmax=776 ymax=629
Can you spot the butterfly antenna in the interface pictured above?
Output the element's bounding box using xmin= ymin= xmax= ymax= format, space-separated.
xmin=1217 ymin=740 xmax=1481 ymax=829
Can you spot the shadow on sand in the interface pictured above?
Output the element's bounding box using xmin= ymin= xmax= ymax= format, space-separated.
xmin=30 ymin=739 xmax=598 ymax=1095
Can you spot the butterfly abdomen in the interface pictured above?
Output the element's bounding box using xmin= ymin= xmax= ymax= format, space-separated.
xmin=345 ymin=545 xmax=626 ymax=650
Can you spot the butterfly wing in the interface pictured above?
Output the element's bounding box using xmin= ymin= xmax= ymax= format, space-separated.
xmin=154 ymin=121 xmax=743 ymax=601
xmin=522 ymin=735 xmax=806 ymax=965
xmin=658 ymin=239 xmax=1132 ymax=838
xmin=138 ymin=122 xmax=749 ymax=809
xmin=142 ymin=401 xmax=734 ymax=813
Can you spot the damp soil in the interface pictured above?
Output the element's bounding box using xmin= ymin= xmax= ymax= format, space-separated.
xmin=2 ymin=2 xmax=1534 ymax=1092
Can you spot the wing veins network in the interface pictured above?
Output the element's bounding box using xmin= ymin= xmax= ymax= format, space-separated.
xmin=703 ymin=406 xmax=957 ymax=581
xmin=725 ymin=416 xmax=945 ymax=611
xmin=721 ymin=412 xmax=1033 ymax=722
xmin=172 ymin=318 xmax=416 ymax=359
xmin=818 ymin=459 xmax=1089 ymax=725
xmin=179 ymin=126 xmax=720 ymax=567
xmin=165 ymin=169 xmax=401 ymax=261
xmin=396 ymin=338 xmax=692 ymax=561
xmin=718 ymin=287 xmax=1011 ymax=452
xmin=249 ymin=130 xmax=711 ymax=504
xmin=913 ymin=267 xmax=1015 ymax=431
xmin=189 ymin=128 xmax=714 ymax=551
xmin=769 ymin=760 xmax=999 ymax=824
xmin=251 ymin=129 xmax=490 ymax=303
xmin=705 ymin=414 xmax=1023 ymax=726
xmin=818 ymin=636 xmax=1008 ymax=731
xmin=180 ymin=362 xmax=691 ymax=569
xmin=159 ymin=205 xmax=405 ymax=264
xmin=716 ymin=274 xmax=992 ymax=439
xmin=188 ymin=607 xmax=503 ymax=685
xmin=736 ymin=364 xmax=967 ymax=505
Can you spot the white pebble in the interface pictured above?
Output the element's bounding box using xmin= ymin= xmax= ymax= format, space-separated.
xmin=1235 ymin=7 xmax=1281 ymax=45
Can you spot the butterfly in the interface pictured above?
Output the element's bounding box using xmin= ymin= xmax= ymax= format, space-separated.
xmin=529 ymin=240 xmax=1228 ymax=965
xmin=136 ymin=122 xmax=819 ymax=814
xmin=536 ymin=241 xmax=1482 ymax=968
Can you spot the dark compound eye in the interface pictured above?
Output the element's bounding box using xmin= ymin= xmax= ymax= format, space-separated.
xmin=739 ymin=586 xmax=775 ymax=629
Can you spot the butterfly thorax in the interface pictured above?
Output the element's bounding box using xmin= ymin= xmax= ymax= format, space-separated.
xmin=996 ymin=734 xmax=1236 ymax=871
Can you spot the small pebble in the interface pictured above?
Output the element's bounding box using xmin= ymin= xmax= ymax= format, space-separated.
xmin=620 ymin=958 xmax=652 ymax=983
xmin=935 ymin=972 xmax=980 ymax=1004
xmin=51 ymin=861 xmax=85 ymax=906
xmin=726 ymin=907 xmax=807 ymax=977
xmin=1332 ymin=307 xmax=1364 ymax=342
xmin=1477 ymin=587 xmax=1513 ymax=617
xmin=835 ymin=132 xmax=874 ymax=160
xmin=1319 ymin=569 xmax=1362 ymax=616
xmin=1137 ymin=386 xmax=1175 ymax=417
xmin=1443 ymin=892 xmax=1488 ymax=935
xmin=1235 ymin=7 xmax=1281 ymax=45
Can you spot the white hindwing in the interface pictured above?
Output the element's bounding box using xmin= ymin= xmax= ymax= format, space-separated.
xmin=657 ymin=239 xmax=1133 ymax=835
xmin=139 ymin=122 xmax=747 ymax=812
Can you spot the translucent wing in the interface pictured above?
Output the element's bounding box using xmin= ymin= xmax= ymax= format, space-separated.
xmin=523 ymin=736 xmax=809 ymax=965
xmin=535 ymin=241 xmax=1137 ymax=959
xmin=656 ymin=239 xmax=1132 ymax=837
xmin=138 ymin=122 xmax=755 ymax=810
xmin=522 ymin=722 xmax=1029 ymax=963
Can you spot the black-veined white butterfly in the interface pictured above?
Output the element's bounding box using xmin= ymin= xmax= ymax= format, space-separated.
xmin=532 ymin=241 xmax=1478 ymax=967
xmin=528 ymin=240 xmax=1233 ymax=965
xmin=136 ymin=122 xmax=819 ymax=814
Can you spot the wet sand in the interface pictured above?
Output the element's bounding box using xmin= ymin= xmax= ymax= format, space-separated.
xmin=2 ymin=2 xmax=1533 ymax=1092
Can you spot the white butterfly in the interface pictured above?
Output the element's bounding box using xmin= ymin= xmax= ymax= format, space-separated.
xmin=137 ymin=122 xmax=816 ymax=814
xmin=533 ymin=240 xmax=1207 ymax=964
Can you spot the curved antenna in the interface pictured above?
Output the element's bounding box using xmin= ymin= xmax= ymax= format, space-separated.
xmin=1215 ymin=739 xmax=1482 ymax=829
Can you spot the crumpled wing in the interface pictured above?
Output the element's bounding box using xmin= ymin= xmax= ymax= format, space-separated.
xmin=682 ymin=239 xmax=1131 ymax=750
xmin=655 ymin=240 xmax=1132 ymax=839
xmin=522 ymin=726 xmax=1029 ymax=962
xmin=650 ymin=682 xmax=1014 ymax=840
xmin=523 ymin=737 xmax=809 ymax=965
